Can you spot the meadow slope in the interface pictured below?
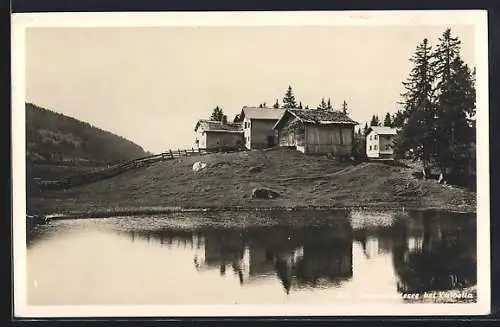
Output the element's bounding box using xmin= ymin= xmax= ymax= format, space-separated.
xmin=27 ymin=148 xmax=476 ymax=215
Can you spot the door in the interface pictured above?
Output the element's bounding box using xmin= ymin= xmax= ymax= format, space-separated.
xmin=267 ymin=135 xmax=275 ymax=147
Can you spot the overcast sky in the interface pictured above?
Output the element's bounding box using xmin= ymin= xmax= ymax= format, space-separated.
xmin=25 ymin=25 xmax=475 ymax=153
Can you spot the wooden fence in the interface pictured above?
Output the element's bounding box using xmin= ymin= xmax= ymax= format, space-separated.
xmin=34 ymin=148 xmax=211 ymax=191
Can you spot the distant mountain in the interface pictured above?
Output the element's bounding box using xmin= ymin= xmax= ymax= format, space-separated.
xmin=26 ymin=103 xmax=148 ymax=165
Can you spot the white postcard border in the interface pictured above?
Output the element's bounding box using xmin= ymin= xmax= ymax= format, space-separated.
xmin=11 ymin=10 xmax=490 ymax=317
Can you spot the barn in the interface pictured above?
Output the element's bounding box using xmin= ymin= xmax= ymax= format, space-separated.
xmin=194 ymin=120 xmax=244 ymax=151
xmin=273 ymin=109 xmax=358 ymax=155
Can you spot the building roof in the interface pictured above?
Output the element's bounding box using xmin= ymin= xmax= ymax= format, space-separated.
xmin=273 ymin=109 xmax=358 ymax=130
xmin=194 ymin=120 xmax=243 ymax=133
xmin=366 ymin=126 xmax=398 ymax=135
xmin=241 ymin=106 xmax=286 ymax=120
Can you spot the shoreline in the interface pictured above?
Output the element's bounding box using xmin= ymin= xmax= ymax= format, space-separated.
xmin=33 ymin=203 xmax=476 ymax=221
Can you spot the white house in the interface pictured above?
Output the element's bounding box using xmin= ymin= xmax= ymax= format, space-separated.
xmin=365 ymin=126 xmax=398 ymax=159
xmin=240 ymin=106 xmax=286 ymax=150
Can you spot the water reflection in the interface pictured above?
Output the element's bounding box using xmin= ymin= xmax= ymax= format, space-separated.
xmin=119 ymin=210 xmax=476 ymax=299
xmin=391 ymin=210 xmax=476 ymax=294
xmin=27 ymin=209 xmax=477 ymax=304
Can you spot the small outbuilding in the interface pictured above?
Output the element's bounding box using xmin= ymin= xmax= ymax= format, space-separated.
xmin=239 ymin=106 xmax=286 ymax=150
xmin=194 ymin=120 xmax=244 ymax=151
xmin=273 ymin=109 xmax=358 ymax=155
xmin=365 ymin=126 xmax=397 ymax=159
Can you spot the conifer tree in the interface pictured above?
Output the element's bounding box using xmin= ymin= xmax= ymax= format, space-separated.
xmin=395 ymin=38 xmax=437 ymax=170
xmin=432 ymin=29 xmax=475 ymax=173
xmin=370 ymin=114 xmax=380 ymax=126
xmin=383 ymin=112 xmax=392 ymax=127
xmin=326 ymin=98 xmax=333 ymax=110
xmin=363 ymin=122 xmax=369 ymax=135
xmin=282 ymin=85 xmax=298 ymax=108
xmin=210 ymin=106 xmax=225 ymax=121
xmin=273 ymin=99 xmax=280 ymax=108
xmin=298 ymin=101 xmax=303 ymax=109
xmin=317 ymin=98 xmax=328 ymax=110
xmin=341 ymin=100 xmax=348 ymax=114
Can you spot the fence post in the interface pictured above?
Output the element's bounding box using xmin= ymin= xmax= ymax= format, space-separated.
xmin=169 ymin=150 xmax=174 ymax=159
xmin=178 ymin=149 xmax=181 ymax=157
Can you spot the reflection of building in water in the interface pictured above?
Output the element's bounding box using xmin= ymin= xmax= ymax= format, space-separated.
xmin=293 ymin=237 xmax=353 ymax=288
xmin=391 ymin=210 xmax=477 ymax=294
xmin=246 ymin=227 xmax=354 ymax=294
xmin=193 ymin=230 xmax=248 ymax=283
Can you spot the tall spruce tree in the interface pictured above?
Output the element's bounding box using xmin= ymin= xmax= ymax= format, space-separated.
xmin=370 ymin=114 xmax=380 ymax=126
xmin=383 ymin=112 xmax=392 ymax=127
xmin=210 ymin=106 xmax=225 ymax=121
xmin=282 ymin=85 xmax=298 ymax=108
xmin=326 ymin=98 xmax=333 ymax=110
xmin=317 ymin=98 xmax=328 ymax=110
xmin=432 ymin=29 xmax=475 ymax=174
xmin=298 ymin=101 xmax=303 ymax=109
xmin=396 ymin=38 xmax=437 ymax=170
xmin=273 ymin=99 xmax=280 ymax=108
xmin=363 ymin=122 xmax=369 ymax=135
xmin=342 ymin=100 xmax=348 ymax=114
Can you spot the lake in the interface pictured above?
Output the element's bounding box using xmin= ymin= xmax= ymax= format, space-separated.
xmin=26 ymin=209 xmax=477 ymax=305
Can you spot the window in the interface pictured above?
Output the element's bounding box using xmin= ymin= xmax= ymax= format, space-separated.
xmin=369 ymin=145 xmax=372 ymax=151
xmin=244 ymin=122 xmax=247 ymax=129
xmin=369 ymin=135 xmax=372 ymax=140
xmin=374 ymin=135 xmax=378 ymax=140
xmin=374 ymin=145 xmax=378 ymax=150
xmin=385 ymin=144 xmax=391 ymax=150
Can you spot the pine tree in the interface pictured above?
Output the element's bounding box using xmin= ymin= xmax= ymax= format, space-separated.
xmin=233 ymin=113 xmax=243 ymax=123
xmin=395 ymin=38 xmax=437 ymax=170
xmin=259 ymin=103 xmax=263 ymax=108
xmin=326 ymin=98 xmax=333 ymax=110
xmin=305 ymin=105 xmax=310 ymax=110
xmin=392 ymin=110 xmax=405 ymax=128
xmin=363 ymin=122 xmax=369 ymax=135
xmin=383 ymin=112 xmax=392 ymax=127
xmin=341 ymin=100 xmax=348 ymax=114
xmin=317 ymin=98 xmax=328 ymax=110
xmin=282 ymin=85 xmax=298 ymax=108
xmin=432 ymin=29 xmax=473 ymax=174
xmin=435 ymin=55 xmax=476 ymax=174
xmin=273 ymin=99 xmax=280 ymax=108
xmin=298 ymin=101 xmax=303 ymax=109
xmin=370 ymin=114 xmax=380 ymax=126
xmin=210 ymin=106 xmax=225 ymax=121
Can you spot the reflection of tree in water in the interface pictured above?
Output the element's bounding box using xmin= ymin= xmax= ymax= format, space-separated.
xmin=127 ymin=229 xmax=202 ymax=249
xmin=391 ymin=211 xmax=476 ymax=294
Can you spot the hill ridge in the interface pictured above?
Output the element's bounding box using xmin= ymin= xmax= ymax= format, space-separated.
xmin=26 ymin=102 xmax=148 ymax=165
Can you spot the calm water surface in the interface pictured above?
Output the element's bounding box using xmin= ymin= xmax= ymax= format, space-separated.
xmin=27 ymin=210 xmax=477 ymax=305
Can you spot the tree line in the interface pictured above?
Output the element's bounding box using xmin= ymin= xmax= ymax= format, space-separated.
xmin=209 ymin=85 xmax=350 ymax=123
xmin=392 ymin=28 xmax=475 ymax=181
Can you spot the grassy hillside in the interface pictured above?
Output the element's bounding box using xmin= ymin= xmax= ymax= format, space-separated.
xmin=28 ymin=148 xmax=476 ymax=215
xmin=26 ymin=103 xmax=148 ymax=165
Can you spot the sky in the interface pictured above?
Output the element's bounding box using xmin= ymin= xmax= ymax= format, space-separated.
xmin=25 ymin=25 xmax=475 ymax=153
